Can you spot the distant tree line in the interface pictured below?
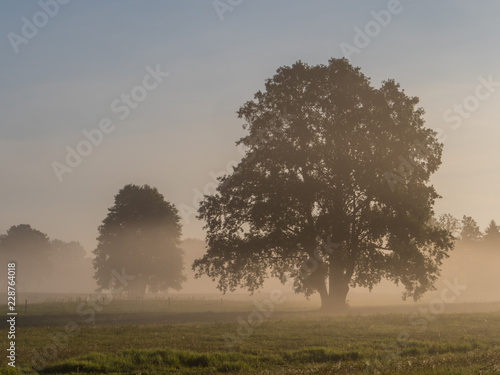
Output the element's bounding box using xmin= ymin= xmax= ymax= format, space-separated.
xmin=1 ymin=206 xmax=497 ymax=297
xmin=433 ymin=214 xmax=500 ymax=301
xmin=435 ymin=214 xmax=500 ymax=249
xmin=0 ymin=224 xmax=93 ymax=292
xmin=0 ymin=184 xmax=185 ymax=297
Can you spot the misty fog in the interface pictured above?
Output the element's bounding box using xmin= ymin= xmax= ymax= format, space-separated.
xmin=1 ymin=223 xmax=499 ymax=311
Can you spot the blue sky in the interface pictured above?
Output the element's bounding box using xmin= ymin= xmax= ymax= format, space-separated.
xmin=1 ymin=0 xmax=499 ymax=253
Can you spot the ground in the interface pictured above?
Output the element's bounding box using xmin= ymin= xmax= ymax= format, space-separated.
xmin=1 ymin=298 xmax=500 ymax=374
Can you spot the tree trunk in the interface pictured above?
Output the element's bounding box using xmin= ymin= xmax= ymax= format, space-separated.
xmin=319 ymin=255 xmax=350 ymax=313
xmin=319 ymin=281 xmax=349 ymax=313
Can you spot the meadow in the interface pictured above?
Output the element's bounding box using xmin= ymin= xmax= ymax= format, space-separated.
xmin=1 ymin=298 xmax=500 ymax=374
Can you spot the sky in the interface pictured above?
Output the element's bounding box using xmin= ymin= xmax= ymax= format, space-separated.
xmin=1 ymin=0 xmax=499 ymax=255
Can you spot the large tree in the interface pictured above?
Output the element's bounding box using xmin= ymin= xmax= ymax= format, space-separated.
xmin=193 ymin=58 xmax=454 ymax=311
xmin=93 ymin=184 xmax=185 ymax=295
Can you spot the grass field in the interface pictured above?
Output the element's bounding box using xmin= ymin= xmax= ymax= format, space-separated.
xmin=2 ymin=299 xmax=500 ymax=374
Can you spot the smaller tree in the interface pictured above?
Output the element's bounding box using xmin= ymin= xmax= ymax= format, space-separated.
xmin=0 ymin=224 xmax=52 ymax=290
xmin=483 ymin=220 xmax=500 ymax=248
xmin=460 ymin=216 xmax=482 ymax=243
xmin=93 ymin=184 xmax=185 ymax=295
xmin=50 ymin=239 xmax=87 ymax=264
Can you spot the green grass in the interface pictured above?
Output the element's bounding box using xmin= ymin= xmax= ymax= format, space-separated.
xmin=1 ymin=300 xmax=500 ymax=374
xmin=34 ymin=347 xmax=361 ymax=374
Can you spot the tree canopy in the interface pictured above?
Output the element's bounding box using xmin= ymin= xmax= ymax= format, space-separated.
xmin=93 ymin=184 xmax=185 ymax=295
xmin=193 ymin=58 xmax=454 ymax=311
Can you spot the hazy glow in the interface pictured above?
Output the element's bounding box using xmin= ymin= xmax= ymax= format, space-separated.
xmin=1 ymin=1 xmax=499 ymax=301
